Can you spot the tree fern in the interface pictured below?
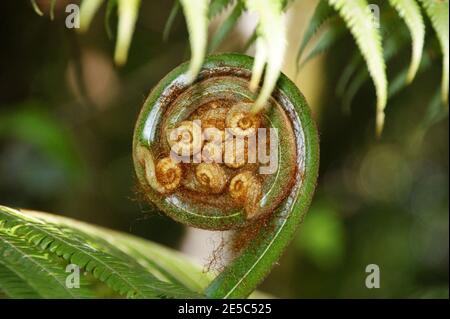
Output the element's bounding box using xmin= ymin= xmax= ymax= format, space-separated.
xmin=419 ymin=0 xmax=449 ymax=104
xmin=0 ymin=206 xmax=203 ymax=299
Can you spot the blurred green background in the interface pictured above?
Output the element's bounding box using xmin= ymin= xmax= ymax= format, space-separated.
xmin=0 ymin=0 xmax=448 ymax=298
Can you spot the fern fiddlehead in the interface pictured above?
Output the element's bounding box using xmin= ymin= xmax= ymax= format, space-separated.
xmin=133 ymin=53 xmax=319 ymax=298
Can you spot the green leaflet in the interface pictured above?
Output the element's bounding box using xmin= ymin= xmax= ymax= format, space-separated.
xmin=419 ymin=0 xmax=449 ymax=104
xmin=0 ymin=206 xmax=203 ymax=299
xmin=0 ymin=229 xmax=94 ymax=299
xmin=209 ymin=0 xmax=245 ymax=53
xmin=328 ymin=0 xmax=388 ymax=136
xmin=296 ymin=0 xmax=335 ymax=69
xmin=297 ymin=17 xmax=346 ymax=70
xmin=389 ymin=0 xmax=425 ymax=82
xmin=209 ymin=0 xmax=235 ymax=18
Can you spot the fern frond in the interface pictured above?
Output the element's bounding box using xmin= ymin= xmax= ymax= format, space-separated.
xmin=179 ymin=0 xmax=210 ymax=83
xmin=0 ymin=206 xmax=201 ymax=299
xmin=246 ymin=0 xmax=287 ymax=113
xmin=389 ymin=0 xmax=425 ymax=83
xmin=79 ymin=0 xmax=105 ymax=32
xmin=329 ymin=0 xmax=388 ymax=136
xmin=296 ymin=0 xmax=335 ymax=69
xmin=209 ymin=0 xmax=245 ymax=53
xmin=27 ymin=210 xmax=213 ymax=293
xmin=419 ymin=0 xmax=449 ymax=104
xmin=0 ymin=229 xmax=94 ymax=299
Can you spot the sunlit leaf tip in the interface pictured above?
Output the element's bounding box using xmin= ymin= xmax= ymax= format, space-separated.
xmin=79 ymin=0 xmax=105 ymax=33
xmin=180 ymin=0 xmax=209 ymax=83
xmin=296 ymin=0 xmax=334 ymax=72
xmin=114 ymin=0 xmax=141 ymax=66
xmin=328 ymin=0 xmax=388 ymax=135
xmin=246 ymin=0 xmax=287 ymax=113
xmin=389 ymin=0 xmax=425 ymax=83
xmin=30 ymin=0 xmax=44 ymax=16
xmin=419 ymin=0 xmax=449 ymax=105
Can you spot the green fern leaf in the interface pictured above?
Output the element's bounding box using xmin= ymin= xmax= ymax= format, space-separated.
xmin=389 ymin=0 xmax=425 ymax=83
xmin=0 ymin=206 xmax=202 ymax=299
xmin=0 ymin=229 xmax=94 ymax=298
xmin=296 ymin=0 xmax=335 ymax=69
xmin=179 ymin=0 xmax=210 ymax=83
xmin=27 ymin=210 xmax=213 ymax=293
xmin=328 ymin=0 xmax=388 ymax=136
xmin=209 ymin=0 xmax=245 ymax=53
xmin=419 ymin=0 xmax=449 ymax=104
